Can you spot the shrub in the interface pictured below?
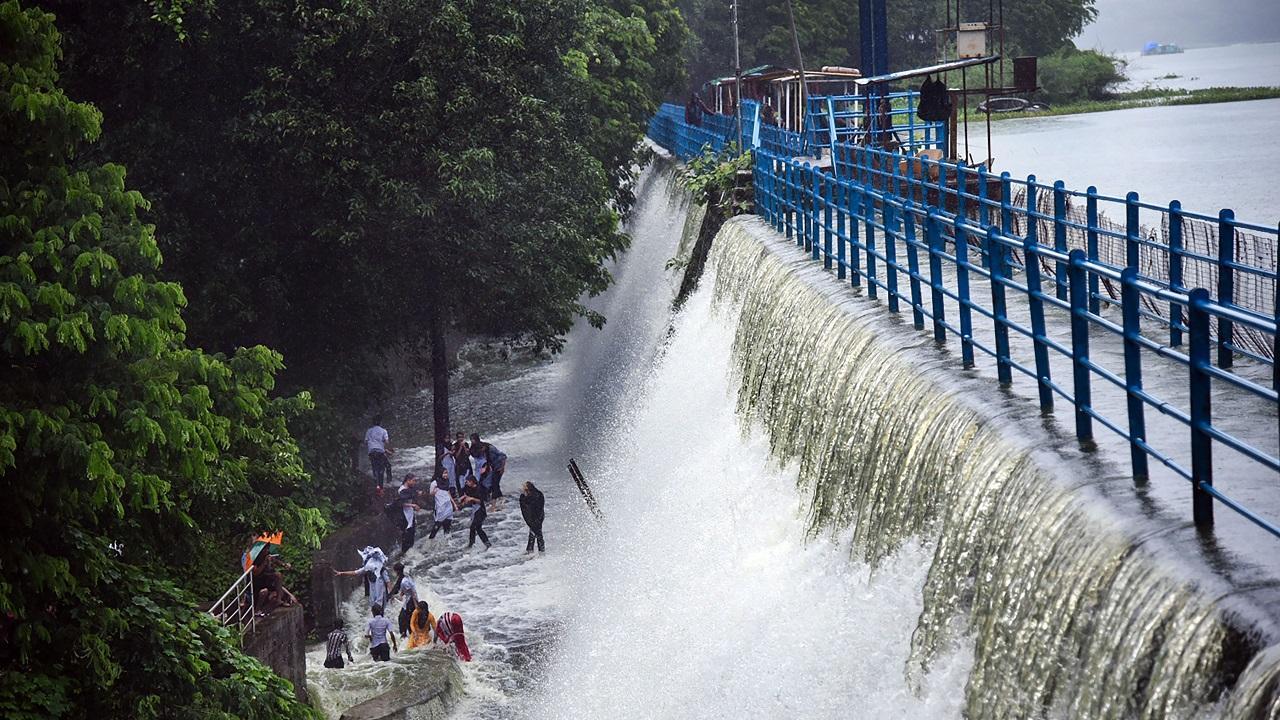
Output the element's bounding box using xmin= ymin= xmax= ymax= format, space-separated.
xmin=1037 ymin=45 xmax=1125 ymax=104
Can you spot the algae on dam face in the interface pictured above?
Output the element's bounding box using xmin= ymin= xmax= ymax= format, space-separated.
xmin=705 ymin=216 xmax=1271 ymax=719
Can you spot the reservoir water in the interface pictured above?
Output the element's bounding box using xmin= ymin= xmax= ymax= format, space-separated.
xmin=968 ymin=42 xmax=1280 ymax=224
xmin=969 ymin=99 xmax=1280 ymax=224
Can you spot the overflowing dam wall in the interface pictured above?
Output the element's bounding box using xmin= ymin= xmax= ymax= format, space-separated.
xmin=670 ymin=177 xmax=1280 ymax=716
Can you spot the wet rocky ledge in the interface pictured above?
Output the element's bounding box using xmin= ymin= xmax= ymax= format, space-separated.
xmin=337 ymin=649 xmax=463 ymax=720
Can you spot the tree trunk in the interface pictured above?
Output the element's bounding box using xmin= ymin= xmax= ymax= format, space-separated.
xmin=429 ymin=306 xmax=450 ymax=470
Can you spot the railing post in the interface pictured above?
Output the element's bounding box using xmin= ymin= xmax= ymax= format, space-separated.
xmin=1054 ymin=181 xmax=1069 ymax=300
xmin=784 ymin=160 xmax=795 ymax=241
xmin=987 ymin=226 xmax=1013 ymax=385
xmin=885 ymin=199 xmax=901 ymax=313
xmin=1000 ymin=173 xmax=1013 ymax=241
xmin=793 ymin=159 xmax=801 ymax=238
xmin=938 ymin=162 xmax=949 ymax=215
xmin=1068 ymin=250 xmax=1094 ymax=443
xmin=804 ymin=165 xmax=814 ymax=254
xmin=1125 ymin=191 xmax=1141 ymax=270
xmin=836 ymin=181 xmax=847 ymax=280
xmin=1217 ymin=209 xmax=1235 ymax=368
xmin=865 ymin=190 xmax=879 ymax=299
xmin=811 ymin=168 xmax=822 ymax=260
xmin=1120 ymin=268 xmax=1150 ymax=482
xmin=926 ymin=212 xmax=947 ymax=344
xmin=1025 ymin=177 xmax=1055 ymax=412
xmin=1086 ymin=187 xmax=1101 ymax=315
xmin=849 ymin=183 xmax=863 ymax=287
xmin=823 ymin=173 xmax=834 ymax=269
xmin=905 ymin=203 xmax=925 ymax=330
xmin=1168 ymin=200 xmax=1184 ymax=347
xmin=1188 ymin=288 xmax=1214 ymax=528
xmin=977 ymin=165 xmax=991 ymax=269
xmin=955 ymin=217 xmax=975 ymax=367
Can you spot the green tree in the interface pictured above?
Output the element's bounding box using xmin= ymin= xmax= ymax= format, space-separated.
xmin=0 ymin=2 xmax=319 ymax=715
xmin=47 ymin=0 xmax=688 ymax=452
xmin=1037 ymin=44 xmax=1123 ymax=103
xmin=678 ymin=0 xmax=1098 ymax=92
xmin=237 ymin=0 xmax=638 ymax=444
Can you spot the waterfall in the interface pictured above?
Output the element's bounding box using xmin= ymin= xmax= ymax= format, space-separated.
xmin=708 ymin=216 xmax=1279 ymax=719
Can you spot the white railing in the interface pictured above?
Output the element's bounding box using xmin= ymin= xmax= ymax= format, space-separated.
xmin=208 ymin=567 xmax=256 ymax=637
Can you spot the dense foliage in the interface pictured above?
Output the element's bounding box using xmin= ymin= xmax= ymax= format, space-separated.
xmin=679 ymin=0 xmax=1098 ymax=91
xmin=0 ymin=2 xmax=320 ymax=716
xmin=46 ymin=0 xmax=686 ymax=447
xmin=4 ymin=0 xmax=685 ymax=715
xmin=1036 ymin=45 xmax=1124 ymax=104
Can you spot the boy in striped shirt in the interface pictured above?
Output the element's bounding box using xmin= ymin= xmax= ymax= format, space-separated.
xmin=324 ymin=622 xmax=355 ymax=668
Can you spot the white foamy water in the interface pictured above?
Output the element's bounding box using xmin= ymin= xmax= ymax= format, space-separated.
xmin=530 ymin=265 xmax=973 ymax=719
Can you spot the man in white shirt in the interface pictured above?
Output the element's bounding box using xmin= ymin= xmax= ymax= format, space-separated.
xmin=365 ymin=415 xmax=393 ymax=489
xmin=367 ymin=604 xmax=397 ymax=661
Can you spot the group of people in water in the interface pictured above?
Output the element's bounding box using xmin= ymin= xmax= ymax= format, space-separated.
xmin=320 ymin=417 xmax=549 ymax=667
xmin=328 ymin=550 xmax=472 ymax=666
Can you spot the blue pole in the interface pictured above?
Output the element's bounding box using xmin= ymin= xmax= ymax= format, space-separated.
xmin=955 ymin=218 xmax=975 ymax=368
xmin=1068 ymin=249 xmax=1094 ymax=443
xmin=926 ymin=213 xmax=947 ymax=344
xmin=1168 ymin=200 xmax=1184 ymax=347
xmin=784 ymin=161 xmax=794 ymax=241
xmin=1120 ymin=268 xmax=1149 ymax=482
xmin=823 ymin=174 xmax=834 ymax=269
xmin=1054 ymin=181 xmax=1068 ymax=301
xmin=1025 ymin=177 xmax=1055 ymax=412
xmin=865 ymin=188 xmax=879 ymax=299
xmin=988 ymin=226 xmax=1013 ymax=385
xmin=1217 ymin=209 xmax=1235 ymax=369
xmin=905 ymin=204 xmax=925 ymax=330
xmin=885 ymin=200 xmax=901 ymax=313
xmin=1125 ymin=191 xmax=1140 ymax=269
xmin=836 ymin=181 xmax=847 ymax=280
xmin=850 ymin=184 xmax=863 ymax=287
xmin=1188 ymin=288 xmax=1214 ymax=527
xmin=1086 ymin=187 xmax=1101 ymax=315
xmin=805 ymin=164 xmax=816 ymax=254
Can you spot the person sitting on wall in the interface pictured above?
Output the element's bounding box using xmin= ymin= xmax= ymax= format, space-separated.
xmin=685 ymin=93 xmax=703 ymax=127
xmin=761 ymin=99 xmax=778 ymax=127
xmin=250 ymin=552 xmax=297 ymax=614
xmin=875 ymin=97 xmax=901 ymax=151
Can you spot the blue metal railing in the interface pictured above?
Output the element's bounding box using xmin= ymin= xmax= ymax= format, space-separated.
xmin=803 ymin=91 xmax=946 ymax=156
xmin=647 ymin=107 xmax=1280 ymax=540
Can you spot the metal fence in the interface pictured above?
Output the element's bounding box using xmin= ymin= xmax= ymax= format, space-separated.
xmin=804 ymin=91 xmax=946 ymax=156
xmin=208 ymin=568 xmax=256 ymax=637
xmin=753 ymin=147 xmax=1278 ymax=538
xmin=646 ymin=105 xmax=1279 ymax=539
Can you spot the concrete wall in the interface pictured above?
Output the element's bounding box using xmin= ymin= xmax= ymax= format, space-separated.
xmin=243 ymin=604 xmax=309 ymax=702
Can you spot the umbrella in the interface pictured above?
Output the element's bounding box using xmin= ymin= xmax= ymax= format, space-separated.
xmin=242 ymin=531 xmax=285 ymax=572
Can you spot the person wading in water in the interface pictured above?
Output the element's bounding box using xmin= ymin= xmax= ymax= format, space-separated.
xmin=520 ymin=481 xmax=545 ymax=553
xmin=365 ymin=415 xmax=394 ymax=492
xmin=366 ymin=603 xmax=397 ymax=661
xmin=324 ymin=622 xmax=355 ymax=668
xmin=407 ymin=601 xmax=436 ymax=650
xmin=458 ymin=475 xmax=491 ymax=550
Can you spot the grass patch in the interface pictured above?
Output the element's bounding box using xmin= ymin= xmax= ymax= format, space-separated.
xmin=961 ymin=86 xmax=1280 ymax=122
